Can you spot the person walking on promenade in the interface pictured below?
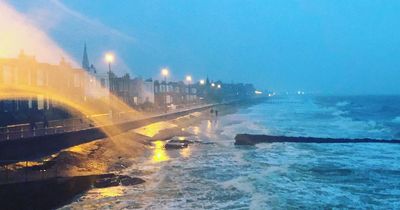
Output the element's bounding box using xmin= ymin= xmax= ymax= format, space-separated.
xmin=215 ymin=110 xmax=218 ymax=117
xmin=29 ymin=113 xmax=37 ymax=131
xmin=43 ymin=115 xmax=49 ymax=128
xmin=30 ymin=120 xmax=36 ymax=131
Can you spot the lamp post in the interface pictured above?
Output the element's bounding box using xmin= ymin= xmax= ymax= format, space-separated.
xmin=186 ymin=75 xmax=192 ymax=106
xmin=105 ymin=53 xmax=114 ymax=118
xmin=161 ymin=68 xmax=169 ymax=112
xmin=198 ymin=79 xmax=205 ymax=104
xmin=105 ymin=53 xmax=115 ymax=91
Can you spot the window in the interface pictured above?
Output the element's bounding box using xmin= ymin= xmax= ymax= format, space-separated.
xmin=74 ymin=73 xmax=80 ymax=87
xmin=2 ymin=65 xmax=12 ymax=84
xmin=37 ymin=69 xmax=44 ymax=86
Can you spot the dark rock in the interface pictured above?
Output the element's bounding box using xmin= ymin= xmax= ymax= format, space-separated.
xmin=119 ymin=175 xmax=145 ymax=186
xmin=165 ymin=142 xmax=188 ymax=149
xmin=94 ymin=177 xmax=120 ymax=188
xmin=94 ymin=175 xmax=145 ymax=188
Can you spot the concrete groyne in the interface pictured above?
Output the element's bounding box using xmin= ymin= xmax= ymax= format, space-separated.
xmin=234 ymin=134 xmax=400 ymax=145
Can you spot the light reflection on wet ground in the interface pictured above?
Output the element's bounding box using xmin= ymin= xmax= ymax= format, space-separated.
xmin=89 ymin=186 xmax=125 ymax=198
xmin=134 ymin=122 xmax=177 ymax=138
xmin=179 ymin=146 xmax=191 ymax=158
xmin=151 ymin=140 xmax=170 ymax=163
xmin=62 ymin=111 xmax=219 ymax=209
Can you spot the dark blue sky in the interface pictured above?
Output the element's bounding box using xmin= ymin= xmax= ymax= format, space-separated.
xmin=11 ymin=0 xmax=400 ymax=94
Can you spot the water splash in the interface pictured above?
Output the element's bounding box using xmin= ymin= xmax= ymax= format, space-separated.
xmin=0 ymin=1 xmax=145 ymax=140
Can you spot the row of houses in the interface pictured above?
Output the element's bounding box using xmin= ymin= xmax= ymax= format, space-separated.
xmin=0 ymin=47 xmax=256 ymax=125
xmin=0 ymin=50 xmax=103 ymax=112
xmin=108 ymin=73 xmax=199 ymax=110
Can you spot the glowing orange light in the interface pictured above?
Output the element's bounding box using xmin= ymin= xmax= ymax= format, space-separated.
xmin=105 ymin=53 xmax=115 ymax=63
xmin=161 ymin=68 xmax=169 ymax=77
xmin=152 ymin=140 xmax=170 ymax=162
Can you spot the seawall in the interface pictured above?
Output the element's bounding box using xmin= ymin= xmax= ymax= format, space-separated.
xmin=0 ymin=104 xmax=216 ymax=164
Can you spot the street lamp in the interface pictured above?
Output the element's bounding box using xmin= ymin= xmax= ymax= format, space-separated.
xmin=186 ymin=75 xmax=192 ymax=105
xmin=199 ymin=79 xmax=205 ymax=85
xmin=161 ymin=68 xmax=169 ymax=112
xmin=217 ymin=84 xmax=221 ymax=89
xmin=161 ymin=68 xmax=169 ymax=78
xmin=186 ymin=75 xmax=192 ymax=83
xmin=105 ymin=52 xmax=115 ymax=119
xmin=105 ymin=52 xmax=115 ymax=91
xmin=211 ymin=83 xmax=215 ymax=87
xmin=105 ymin=53 xmax=115 ymax=72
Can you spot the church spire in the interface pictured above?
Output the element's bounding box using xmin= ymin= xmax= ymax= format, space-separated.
xmin=82 ymin=42 xmax=90 ymax=71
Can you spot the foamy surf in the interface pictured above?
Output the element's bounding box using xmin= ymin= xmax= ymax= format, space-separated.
xmin=63 ymin=95 xmax=400 ymax=209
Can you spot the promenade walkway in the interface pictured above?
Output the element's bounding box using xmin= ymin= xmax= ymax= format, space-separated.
xmin=0 ymin=103 xmax=213 ymax=142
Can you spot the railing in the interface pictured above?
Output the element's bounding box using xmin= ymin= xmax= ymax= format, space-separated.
xmin=0 ymin=118 xmax=97 ymax=141
xmin=0 ymin=102 xmax=212 ymax=142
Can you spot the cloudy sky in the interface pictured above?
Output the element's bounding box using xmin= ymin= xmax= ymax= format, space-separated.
xmin=4 ymin=0 xmax=400 ymax=94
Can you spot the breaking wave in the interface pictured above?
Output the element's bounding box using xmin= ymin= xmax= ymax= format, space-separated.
xmin=64 ymin=95 xmax=400 ymax=209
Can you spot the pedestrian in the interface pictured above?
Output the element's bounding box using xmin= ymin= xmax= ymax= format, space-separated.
xmin=43 ymin=115 xmax=49 ymax=128
xmin=30 ymin=121 xmax=36 ymax=130
xmin=215 ymin=110 xmax=218 ymax=117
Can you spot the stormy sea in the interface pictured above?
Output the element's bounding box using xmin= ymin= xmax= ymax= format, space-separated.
xmin=64 ymin=95 xmax=400 ymax=209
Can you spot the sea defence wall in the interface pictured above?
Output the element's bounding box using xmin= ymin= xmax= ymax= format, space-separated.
xmin=0 ymin=174 xmax=145 ymax=210
xmin=0 ymin=104 xmax=216 ymax=164
xmin=234 ymin=134 xmax=400 ymax=145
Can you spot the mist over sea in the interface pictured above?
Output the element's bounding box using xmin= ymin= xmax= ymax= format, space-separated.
xmin=64 ymin=95 xmax=400 ymax=209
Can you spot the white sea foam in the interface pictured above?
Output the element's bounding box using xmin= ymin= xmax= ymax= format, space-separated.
xmin=63 ymin=96 xmax=400 ymax=209
xmin=336 ymin=101 xmax=350 ymax=107
xmin=231 ymin=149 xmax=247 ymax=165
xmin=220 ymin=114 xmax=269 ymax=138
xmin=332 ymin=110 xmax=348 ymax=116
xmin=249 ymin=193 xmax=270 ymax=210
xmin=221 ymin=176 xmax=254 ymax=194
xmin=392 ymin=116 xmax=400 ymax=123
xmin=260 ymin=97 xmax=390 ymax=139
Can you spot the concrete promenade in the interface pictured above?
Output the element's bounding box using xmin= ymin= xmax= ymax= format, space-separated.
xmin=0 ymin=104 xmax=207 ymax=141
xmin=0 ymin=103 xmax=217 ymax=164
